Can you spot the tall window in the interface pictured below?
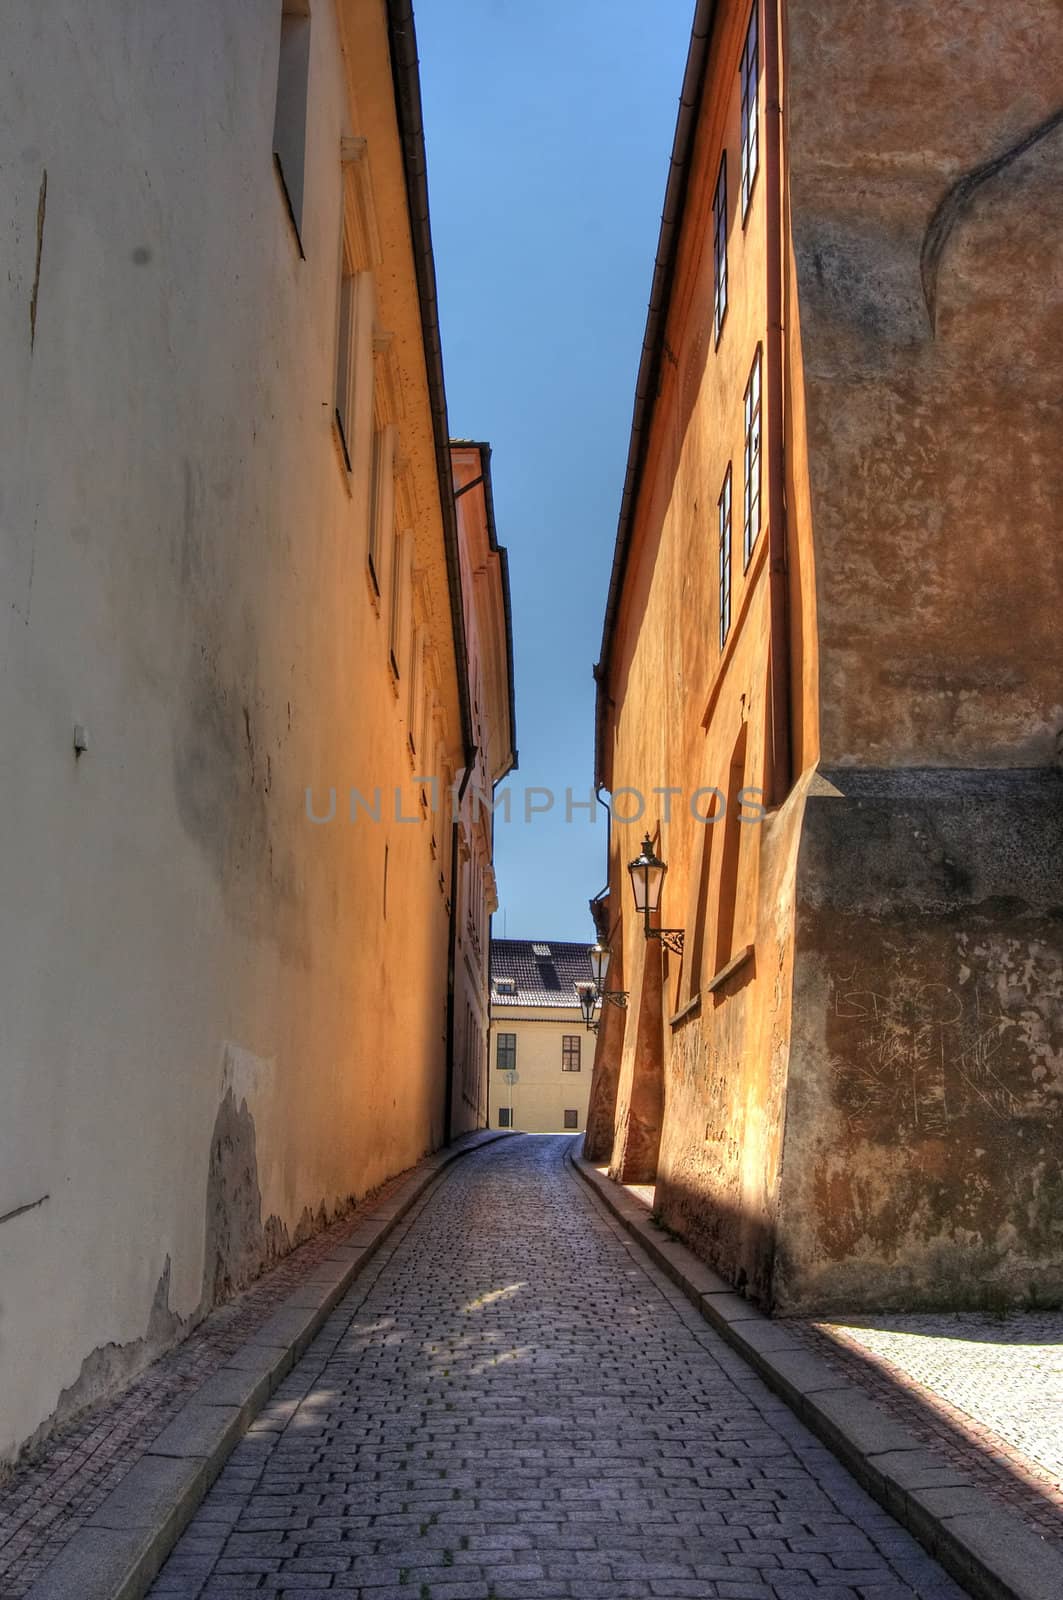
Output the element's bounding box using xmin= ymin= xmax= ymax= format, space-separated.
xmin=273 ymin=1 xmax=311 ymax=242
xmin=407 ymin=628 xmax=423 ymax=756
xmin=496 ymin=1032 xmax=516 ymax=1071
xmin=740 ymin=3 xmax=759 ymax=220
xmin=743 ymin=347 xmax=762 ymax=567
xmin=388 ymin=529 xmax=409 ymax=680
xmin=561 ymin=1035 xmax=581 ymax=1072
xmin=335 ymin=269 xmax=373 ymax=474
xmin=712 ymin=154 xmax=728 ymax=344
xmin=718 ymin=465 xmax=732 ymax=648
xmin=368 ymin=423 xmax=396 ymax=595
xmin=714 ymin=724 xmax=748 ymax=977
xmin=563 ymin=1110 xmax=579 ymax=1130
xmin=335 ymin=266 xmax=356 ymax=467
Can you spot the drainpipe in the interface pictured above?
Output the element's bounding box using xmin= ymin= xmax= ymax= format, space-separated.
xmin=589 ymin=785 xmax=613 ymax=936
xmin=444 ymin=752 xmax=476 ymax=1145
xmin=764 ymin=0 xmax=792 ymax=805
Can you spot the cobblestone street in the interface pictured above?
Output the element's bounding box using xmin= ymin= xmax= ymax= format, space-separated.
xmin=148 ymin=1136 xmax=970 ymax=1600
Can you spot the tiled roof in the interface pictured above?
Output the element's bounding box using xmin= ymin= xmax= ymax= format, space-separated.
xmin=489 ymin=939 xmax=592 ymax=1008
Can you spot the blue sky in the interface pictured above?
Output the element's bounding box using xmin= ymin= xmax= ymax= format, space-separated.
xmin=417 ymin=1 xmax=693 ymax=941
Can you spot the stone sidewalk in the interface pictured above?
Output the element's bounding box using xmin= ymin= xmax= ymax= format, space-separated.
xmin=789 ymin=1313 xmax=1063 ymax=1548
xmin=144 ymin=1134 xmax=969 ymax=1600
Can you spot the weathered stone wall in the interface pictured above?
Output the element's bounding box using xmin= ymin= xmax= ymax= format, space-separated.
xmin=785 ymin=0 xmax=1063 ymax=768
xmin=777 ymin=769 xmax=1063 ymax=1313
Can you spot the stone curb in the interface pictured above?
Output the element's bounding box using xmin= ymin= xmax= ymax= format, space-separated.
xmin=571 ymin=1149 xmax=1063 ymax=1600
xmin=25 ymin=1130 xmax=513 ymax=1600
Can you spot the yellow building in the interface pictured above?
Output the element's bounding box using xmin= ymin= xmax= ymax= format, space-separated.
xmin=489 ymin=942 xmax=594 ymax=1134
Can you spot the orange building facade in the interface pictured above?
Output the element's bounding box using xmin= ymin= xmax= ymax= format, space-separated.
xmin=587 ymin=0 xmax=1063 ymax=1313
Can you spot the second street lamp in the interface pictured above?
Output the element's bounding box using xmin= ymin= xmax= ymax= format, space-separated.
xmin=587 ymin=939 xmax=628 ymax=1010
xmin=627 ymin=834 xmax=685 ymax=956
xmin=576 ymin=981 xmax=600 ymax=1033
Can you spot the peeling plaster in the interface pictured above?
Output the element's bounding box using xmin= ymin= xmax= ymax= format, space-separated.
xmin=16 ymin=1259 xmax=185 ymax=1466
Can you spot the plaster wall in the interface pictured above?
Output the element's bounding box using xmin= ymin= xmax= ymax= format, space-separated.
xmin=778 ymin=769 xmax=1063 ymax=1313
xmin=0 ymin=0 xmax=461 ymax=1460
xmin=785 ymin=0 xmax=1063 ymax=768
xmin=595 ymin=0 xmax=807 ymax=1294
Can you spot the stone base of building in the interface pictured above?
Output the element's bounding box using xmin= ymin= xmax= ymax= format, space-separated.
xmin=772 ymin=765 xmax=1063 ymax=1313
xmin=600 ymin=766 xmax=1063 ymax=1315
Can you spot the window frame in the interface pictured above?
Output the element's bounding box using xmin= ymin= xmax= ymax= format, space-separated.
xmin=718 ymin=464 xmax=733 ymax=648
xmin=712 ymin=153 xmax=728 ymax=345
xmin=496 ymin=1032 xmax=517 ymax=1072
xmin=739 ymin=2 xmax=759 ymax=223
xmin=498 ymin=1107 xmax=513 ymax=1129
xmin=273 ymin=1 xmax=312 ymax=249
xmin=367 ymin=422 xmax=396 ymax=597
xmin=563 ymin=1110 xmax=579 ymax=1130
xmin=561 ymin=1034 xmax=581 ymax=1073
xmin=743 ymin=346 xmax=762 ymax=569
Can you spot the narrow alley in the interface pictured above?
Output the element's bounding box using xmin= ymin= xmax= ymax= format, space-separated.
xmin=148 ymin=1137 xmax=969 ymax=1600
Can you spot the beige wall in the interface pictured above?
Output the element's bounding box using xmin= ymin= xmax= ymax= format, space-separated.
xmin=0 ymin=0 xmax=468 ymax=1461
xmin=489 ymin=1009 xmax=592 ymax=1134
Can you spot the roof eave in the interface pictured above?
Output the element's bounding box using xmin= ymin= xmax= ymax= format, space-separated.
xmin=385 ymin=0 xmax=475 ymax=764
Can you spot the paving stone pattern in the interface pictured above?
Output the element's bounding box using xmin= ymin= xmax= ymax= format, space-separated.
xmin=790 ymin=1313 xmax=1063 ymax=1548
xmin=148 ymin=1134 xmax=971 ymax=1600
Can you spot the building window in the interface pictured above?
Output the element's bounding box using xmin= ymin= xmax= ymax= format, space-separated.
xmin=273 ymin=1 xmax=312 ymax=244
xmin=496 ymin=1032 xmax=516 ymax=1071
xmin=388 ymin=528 xmax=409 ymax=680
xmin=718 ymin=465 xmax=732 ymax=648
xmin=561 ymin=1035 xmax=581 ymax=1072
xmin=335 ymin=266 xmax=356 ymax=468
xmin=498 ymin=1107 xmax=513 ymax=1129
xmin=335 ymin=269 xmax=373 ymax=474
xmin=563 ymin=1110 xmax=579 ymax=1130
xmin=712 ymin=154 xmax=728 ymax=344
xmin=714 ymin=724 xmax=748 ymax=975
xmin=740 ymin=3 xmax=759 ymax=220
xmin=407 ymin=628 xmax=423 ymax=755
xmin=743 ymin=347 xmax=762 ymax=567
xmin=368 ymin=424 xmax=396 ymax=596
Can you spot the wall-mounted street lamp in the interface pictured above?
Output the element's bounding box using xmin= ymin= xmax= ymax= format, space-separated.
xmin=576 ymin=981 xmax=600 ymax=1034
xmin=628 ymin=834 xmax=685 ymax=956
xmin=588 ymin=940 xmax=628 ymax=1010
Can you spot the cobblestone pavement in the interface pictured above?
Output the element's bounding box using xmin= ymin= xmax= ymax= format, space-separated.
xmin=790 ymin=1313 xmax=1063 ymax=1548
xmin=0 ymin=1167 xmax=412 ymax=1599
xmin=149 ymin=1135 xmax=970 ymax=1600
